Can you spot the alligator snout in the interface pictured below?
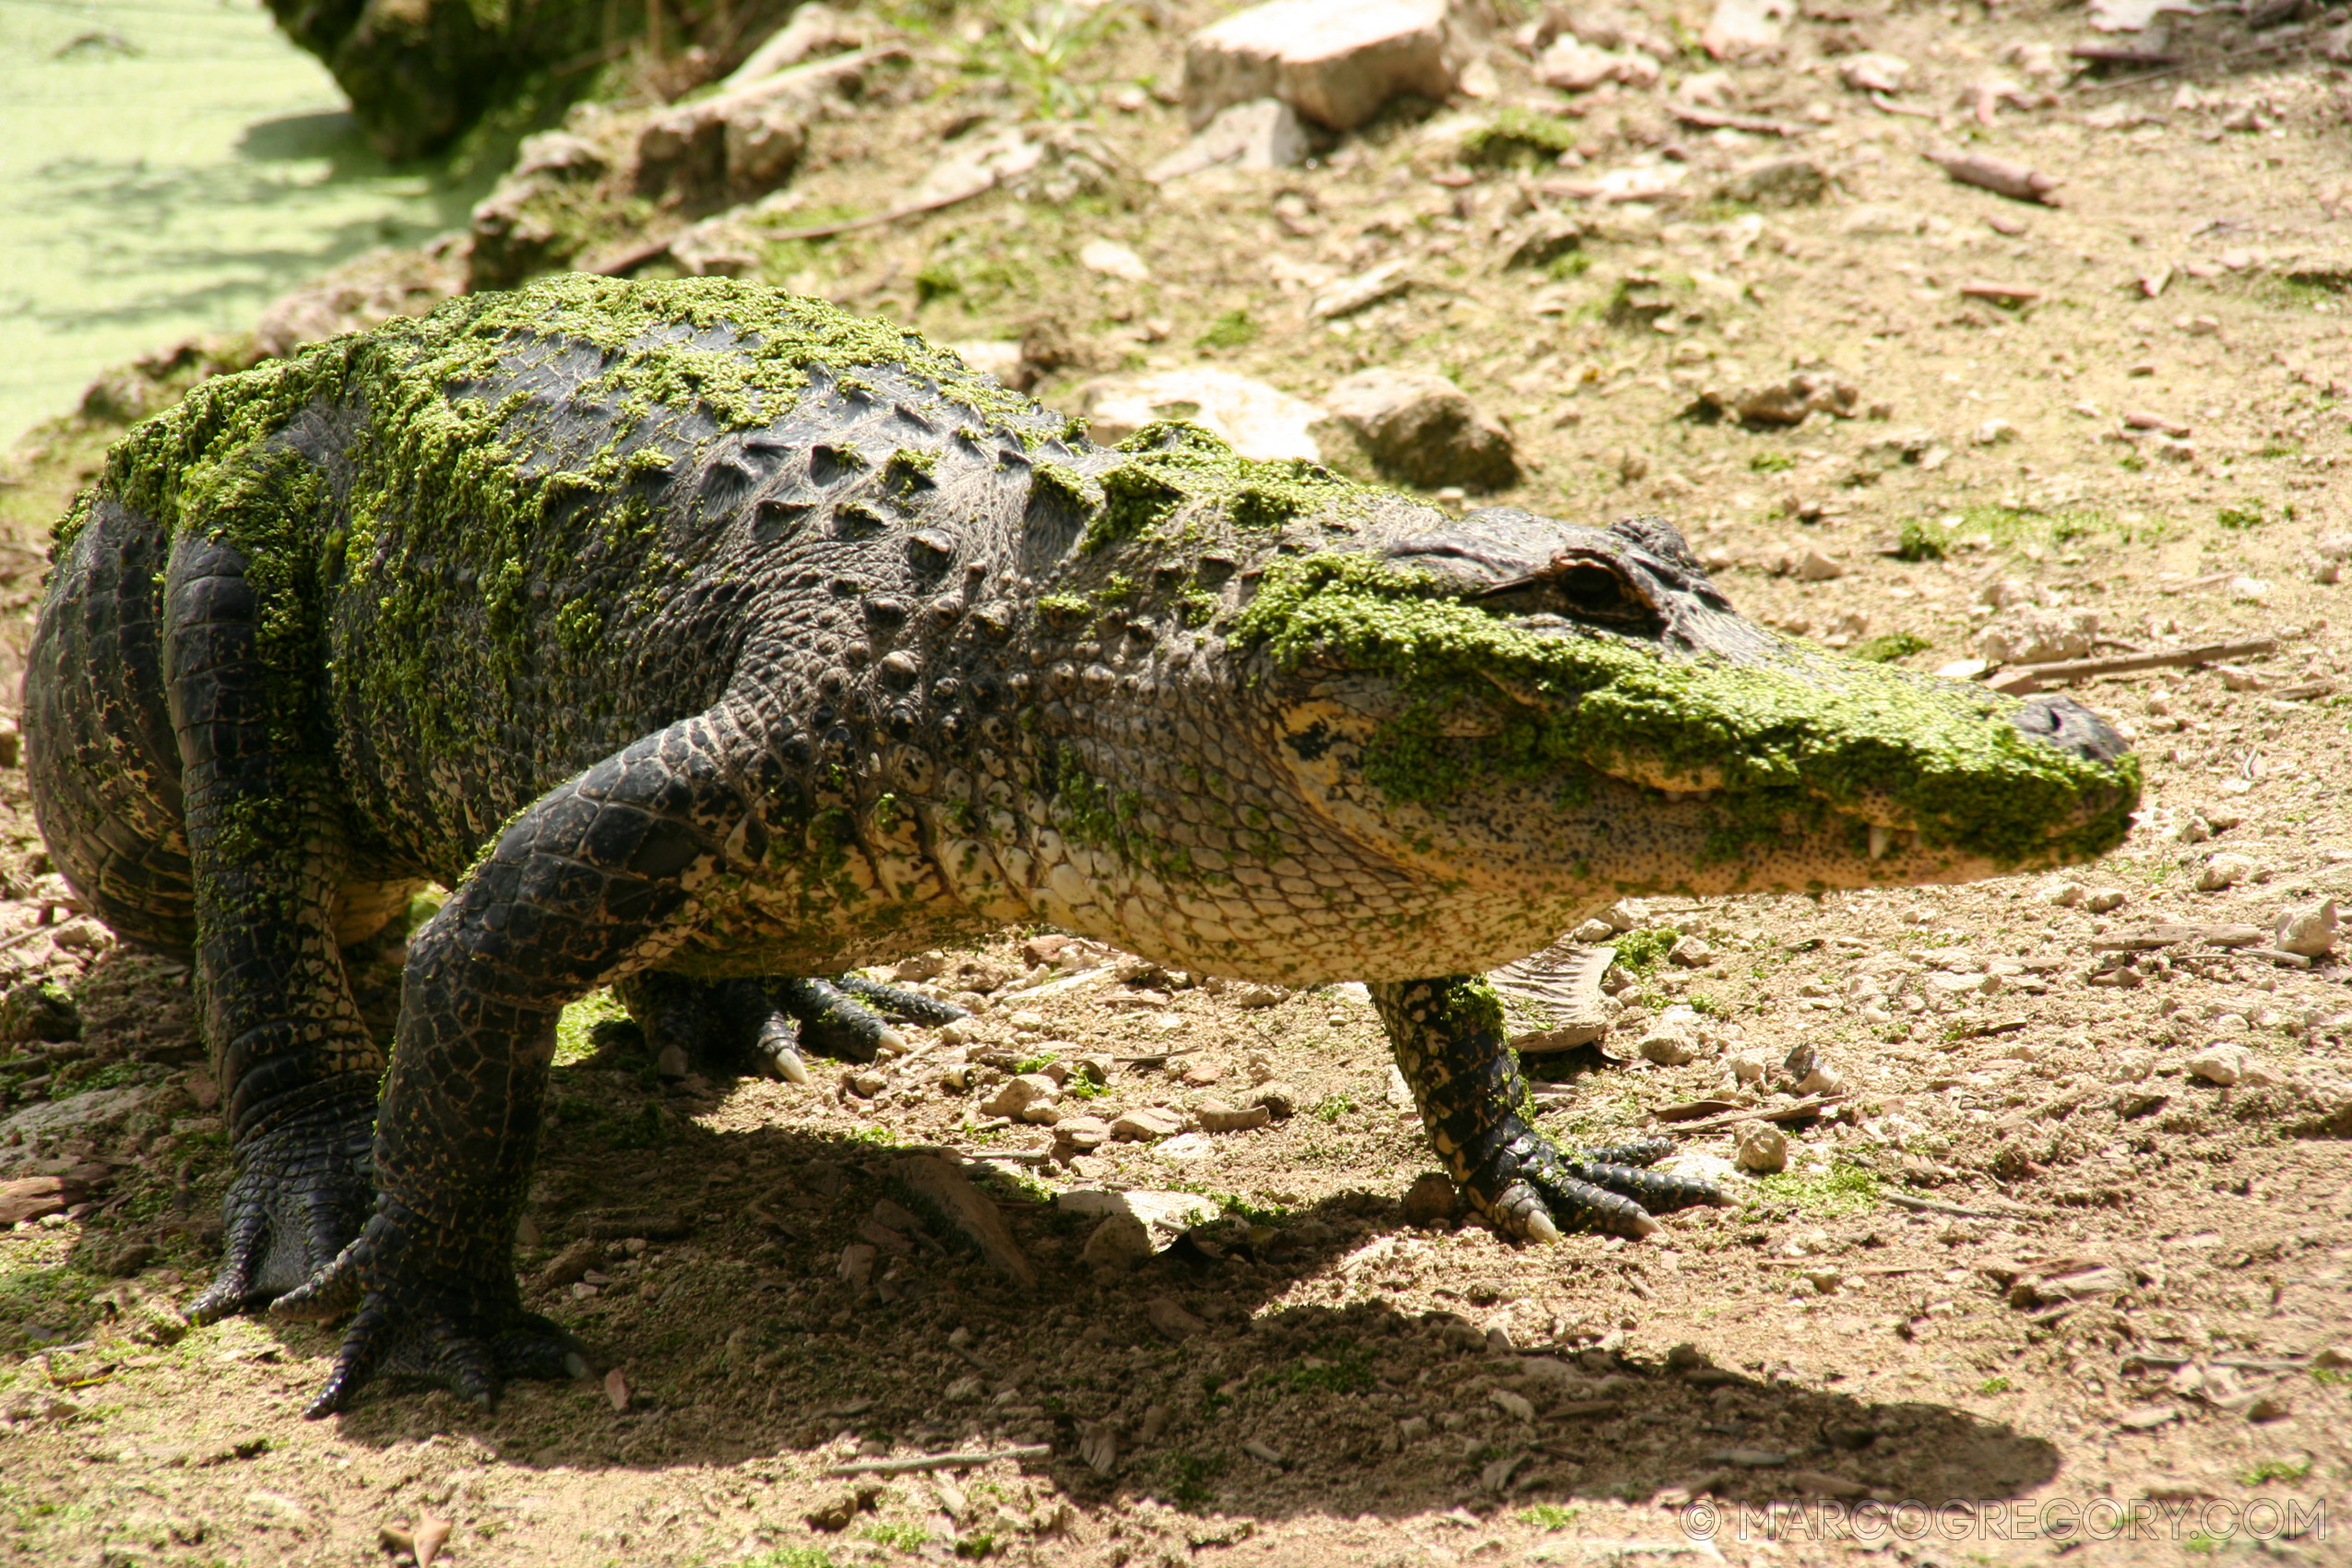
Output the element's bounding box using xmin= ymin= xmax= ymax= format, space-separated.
xmin=2011 ymin=693 xmax=2131 ymax=768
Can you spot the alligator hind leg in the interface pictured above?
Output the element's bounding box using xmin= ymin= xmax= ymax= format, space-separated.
xmin=1372 ymin=976 xmax=1728 ymax=1240
xmin=163 ymin=527 xmax=385 ymax=1324
xmin=614 ymin=971 xmax=968 ymax=1083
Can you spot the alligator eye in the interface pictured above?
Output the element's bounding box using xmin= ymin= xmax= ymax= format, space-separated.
xmin=1473 ymin=560 xmax=1660 ymax=631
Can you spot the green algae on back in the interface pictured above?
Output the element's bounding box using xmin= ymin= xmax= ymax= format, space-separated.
xmin=1233 ymin=551 xmax=2140 ymax=868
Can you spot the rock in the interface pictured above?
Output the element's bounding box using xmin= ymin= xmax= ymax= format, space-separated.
xmin=1112 ymin=1107 xmax=1188 ymax=1142
xmin=2085 ymin=888 xmax=2128 ymax=914
xmin=1071 ymin=369 xmax=1325 ymax=462
xmin=1793 ymin=1062 xmax=1846 ymax=1096
xmin=1491 ymin=1387 xmax=1536 ymax=1421
xmin=1197 ymin=1098 xmax=1273 ymax=1133
xmin=2276 ymin=897 xmax=2339 ymax=958
xmin=1702 ymin=0 xmax=1789 ymax=59
xmin=0 ymin=981 xmax=80 ymax=1043
xmin=1057 ymin=1188 xmax=1220 ymax=1248
xmin=1146 ymin=98 xmax=1312 ymax=184
xmin=1080 ymin=1213 xmax=1155 ymax=1269
xmin=1534 ymin=38 xmax=1660 ymax=92
xmin=1182 ymin=1060 xmax=1230 ymax=1087
xmin=1146 ymin=1296 xmax=1207 ymax=1341
xmin=722 ymin=4 xmax=857 ymax=89
xmin=533 ymin=1238 xmax=601 ymax=1295
xmin=1837 ymin=53 xmax=1913 ymax=94
xmin=1251 ymin=1080 xmax=1300 ymax=1119
xmin=983 ymin=1074 xmax=1060 ymax=1120
xmin=1397 ymin=1414 xmax=1431 ymax=1442
xmin=1715 ymin=156 xmax=1828 ymax=207
xmin=2186 ymin=1043 xmax=2250 ymax=1086
xmin=838 ymin=1242 xmax=878 ymax=1293
xmin=2199 ymin=854 xmax=2256 ymax=892
xmin=1503 ymin=213 xmax=1585 ymax=271
xmin=1183 ymin=0 xmax=1468 ymax=132
xmin=1079 ymin=238 xmax=1153 ymax=283
xmin=1701 ymin=369 xmax=1858 ymax=427
xmin=1309 ymin=259 xmax=1415 ymax=320
xmin=0 ymin=1087 xmax=150 ymax=1148
xmin=1633 ymin=1007 xmax=1703 ymax=1065
xmin=1668 ymin=935 xmax=1714 ymax=968
xmin=1401 ymin=1171 xmax=1462 ymax=1225
xmin=0 ymin=1176 xmax=71 ymax=1227
xmin=1229 ymin=983 xmax=1289 ymax=1009
xmin=1735 ymin=1124 xmax=1788 ymax=1173
xmin=1977 ymin=607 xmax=2100 ymax=666
xmin=267 ymin=0 xmax=608 ymax=160
xmin=1052 ymin=1115 xmax=1113 ymax=1153
xmin=1313 ymin=368 xmax=1518 ymax=493
xmin=893 ymin=1155 xmax=1036 ymax=1288
xmin=2042 ymin=880 xmax=2086 ymax=907
xmin=1728 ymin=1051 xmax=1770 ymax=1085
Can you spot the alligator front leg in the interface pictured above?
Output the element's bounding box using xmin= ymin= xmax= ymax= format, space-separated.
xmin=275 ymin=709 xmax=773 ymax=1415
xmin=1372 ymin=976 xmax=1728 ymax=1239
xmin=163 ymin=527 xmax=382 ymax=1325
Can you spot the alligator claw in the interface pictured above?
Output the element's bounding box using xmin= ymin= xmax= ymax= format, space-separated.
xmin=301 ymin=1291 xmax=580 ymax=1418
xmin=184 ymin=1096 xmax=375 ymax=1325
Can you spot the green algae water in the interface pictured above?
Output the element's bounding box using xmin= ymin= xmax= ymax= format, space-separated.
xmin=0 ymin=0 xmax=482 ymax=447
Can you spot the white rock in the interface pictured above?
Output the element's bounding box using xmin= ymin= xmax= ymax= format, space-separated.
xmin=2085 ymin=888 xmax=2127 ymax=914
xmin=1183 ymin=0 xmax=1468 ymax=132
xmin=2041 ymin=880 xmax=2086 ymax=907
xmin=1309 ymin=259 xmax=1414 ymax=320
xmin=1668 ymin=935 xmax=1714 ymax=968
xmin=1079 ymin=1213 xmax=1154 ymax=1269
xmin=1534 ymin=38 xmax=1659 ymax=92
xmin=1735 ymin=1123 xmax=1788 ymax=1173
xmin=1314 ymin=367 xmax=1517 ymax=492
xmin=1838 ymin=52 xmax=1912 ymax=94
xmin=2275 ymin=897 xmax=2339 ymax=958
xmin=1079 ymin=238 xmax=1152 ymax=282
xmin=1977 ymin=607 xmax=2099 ymax=666
xmin=1728 ymin=1051 xmax=1771 ymax=1085
xmin=1701 ymin=0 xmax=1790 ymax=59
xmin=1146 ymin=98 xmax=1311 ymax=183
xmin=1793 ymin=549 xmax=1844 ymax=583
xmin=1057 ymin=1189 xmax=1220 ymax=1250
xmin=1975 ymin=418 xmax=2019 ymax=445
xmin=1155 ymin=1132 xmax=1217 ymax=1161
xmin=982 ymin=1074 xmax=1060 ymax=1120
xmin=2198 ymin=854 xmax=2254 ymax=892
xmin=1071 ymin=369 xmax=1325 ymax=461
xmin=1634 ymin=1006 xmax=1704 ymax=1066
xmin=2186 ymin=1043 xmax=2249 ymax=1087
xmin=950 ymin=340 xmax=1028 ymax=386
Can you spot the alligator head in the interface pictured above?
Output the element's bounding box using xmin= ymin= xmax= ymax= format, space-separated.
xmin=1032 ymin=438 xmax=2138 ymax=983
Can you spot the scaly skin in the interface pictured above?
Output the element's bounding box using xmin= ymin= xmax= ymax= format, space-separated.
xmin=24 ymin=277 xmax=2138 ymax=1414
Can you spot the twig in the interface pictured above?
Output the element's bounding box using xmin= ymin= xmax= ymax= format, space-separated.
xmin=1669 ymin=105 xmax=1808 ymax=137
xmin=1883 ymin=1192 xmax=2034 ymax=1220
xmin=764 ymin=184 xmax=996 ymax=243
xmin=1657 ymin=1094 xmax=1845 ymax=1135
xmin=1871 ymin=90 xmax=1941 ymax=120
xmin=825 ymin=1444 xmax=1051 ymax=1477
xmin=1984 ymin=636 xmax=2279 ymax=694
xmin=1926 ymin=148 xmax=2060 ymax=204
xmin=2072 ymin=37 xmax=2298 ymax=93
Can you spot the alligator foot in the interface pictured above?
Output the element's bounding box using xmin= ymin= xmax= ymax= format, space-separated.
xmin=274 ymin=1206 xmax=588 ymax=1416
xmin=615 ymin=971 xmax=969 ymax=1083
xmin=1372 ymin=975 xmax=1729 ymax=1240
xmin=185 ymin=1085 xmax=377 ymax=1325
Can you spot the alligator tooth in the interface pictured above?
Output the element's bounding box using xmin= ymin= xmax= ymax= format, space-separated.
xmin=1869 ymin=824 xmax=1894 ymax=861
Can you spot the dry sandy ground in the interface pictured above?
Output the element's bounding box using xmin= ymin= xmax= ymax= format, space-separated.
xmin=2 ymin=1 xmax=2350 ymax=1563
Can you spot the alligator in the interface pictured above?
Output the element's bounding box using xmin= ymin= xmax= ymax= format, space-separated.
xmin=26 ymin=276 xmax=2139 ymax=1415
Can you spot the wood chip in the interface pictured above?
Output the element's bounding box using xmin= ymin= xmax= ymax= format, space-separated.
xmin=893 ymin=1155 xmax=1036 ymax=1288
xmin=1926 ymin=148 xmax=2061 ymax=204
xmin=2122 ymin=409 xmax=2191 ymax=437
xmin=1669 ymin=104 xmax=1809 ymax=137
xmin=1959 ymin=280 xmax=2043 ymax=304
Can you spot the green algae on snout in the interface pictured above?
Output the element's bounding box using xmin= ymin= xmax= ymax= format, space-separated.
xmin=1234 ymin=552 xmax=2140 ymax=868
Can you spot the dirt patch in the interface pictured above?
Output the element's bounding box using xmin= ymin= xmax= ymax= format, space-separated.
xmin=2 ymin=0 xmax=2350 ymax=1563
